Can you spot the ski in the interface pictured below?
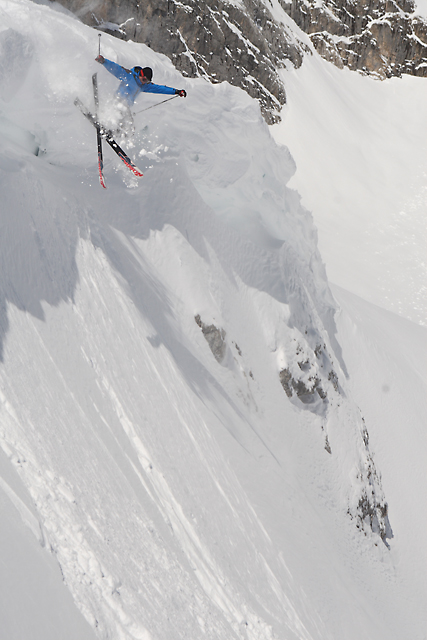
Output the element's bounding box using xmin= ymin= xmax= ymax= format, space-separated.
xmin=103 ymin=134 xmax=143 ymax=178
xmin=74 ymin=98 xmax=143 ymax=179
xmin=92 ymin=73 xmax=106 ymax=189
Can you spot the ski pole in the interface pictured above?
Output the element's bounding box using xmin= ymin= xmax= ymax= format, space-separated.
xmin=133 ymin=95 xmax=178 ymax=115
xmin=98 ymin=32 xmax=101 ymax=56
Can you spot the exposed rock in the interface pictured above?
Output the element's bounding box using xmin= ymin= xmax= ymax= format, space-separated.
xmin=195 ymin=314 xmax=227 ymax=363
xmin=279 ymin=340 xmax=335 ymax=408
xmin=352 ymin=447 xmax=394 ymax=543
xmin=279 ymin=366 xmax=327 ymax=404
xmin=356 ymin=494 xmax=392 ymax=542
xmin=328 ymin=369 xmax=339 ymax=392
xmin=53 ymin=0 xmax=309 ymax=122
xmin=233 ymin=342 xmax=242 ymax=357
xmin=280 ymin=0 xmax=427 ymax=77
xmin=279 ymin=367 xmax=294 ymax=398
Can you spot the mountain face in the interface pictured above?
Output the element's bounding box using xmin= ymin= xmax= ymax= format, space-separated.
xmin=1 ymin=0 xmax=425 ymax=637
xmin=54 ymin=0 xmax=426 ymax=122
xmin=0 ymin=13 xmax=392 ymax=545
xmin=281 ymin=0 xmax=427 ymax=78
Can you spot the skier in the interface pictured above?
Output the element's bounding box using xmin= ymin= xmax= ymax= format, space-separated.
xmin=95 ymin=55 xmax=186 ymax=135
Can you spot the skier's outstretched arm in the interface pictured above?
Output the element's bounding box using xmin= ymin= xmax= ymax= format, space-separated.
xmin=143 ymin=83 xmax=187 ymax=97
xmin=96 ymin=56 xmax=130 ymax=82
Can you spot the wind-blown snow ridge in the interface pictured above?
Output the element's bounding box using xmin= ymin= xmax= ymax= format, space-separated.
xmin=0 ymin=1 xmax=424 ymax=639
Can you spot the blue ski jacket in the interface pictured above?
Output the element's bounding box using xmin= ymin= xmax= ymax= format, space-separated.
xmin=102 ymin=59 xmax=176 ymax=105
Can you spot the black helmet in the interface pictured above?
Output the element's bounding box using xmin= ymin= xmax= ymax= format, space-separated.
xmin=141 ymin=66 xmax=153 ymax=81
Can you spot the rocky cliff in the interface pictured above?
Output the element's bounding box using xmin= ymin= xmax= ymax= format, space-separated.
xmin=281 ymin=0 xmax=427 ymax=78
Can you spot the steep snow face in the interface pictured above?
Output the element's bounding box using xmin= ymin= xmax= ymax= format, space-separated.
xmin=274 ymin=54 xmax=427 ymax=326
xmin=331 ymin=285 xmax=427 ymax=637
xmin=0 ymin=446 xmax=97 ymax=640
xmin=0 ymin=1 xmax=424 ymax=639
xmin=416 ymin=0 xmax=427 ymax=14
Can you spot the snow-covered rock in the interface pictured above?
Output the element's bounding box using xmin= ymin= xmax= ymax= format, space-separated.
xmin=281 ymin=0 xmax=427 ymax=78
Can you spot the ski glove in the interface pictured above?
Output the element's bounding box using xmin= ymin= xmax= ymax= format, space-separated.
xmin=96 ymin=55 xmax=105 ymax=64
xmin=175 ymin=89 xmax=187 ymax=97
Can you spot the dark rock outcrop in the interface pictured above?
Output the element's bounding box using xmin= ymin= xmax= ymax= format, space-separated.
xmin=352 ymin=419 xmax=394 ymax=543
xmin=280 ymin=0 xmax=427 ymax=77
xmin=195 ymin=314 xmax=227 ymax=363
xmin=278 ymin=341 xmax=338 ymax=410
xmin=279 ymin=366 xmax=327 ymax=403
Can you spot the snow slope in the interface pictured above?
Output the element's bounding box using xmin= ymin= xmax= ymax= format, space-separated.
xmin=0 ymin=446 xmax=97 ymax=640
xmin=416 ymin=0 xmax=427 ymax=16
xmin=0 ymin=1 xmax=425 ymax=639
xmin=273 ymin=54 xmax=427 ymax=326
xmin=332 ymin=284 xmax=427 ymax=633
